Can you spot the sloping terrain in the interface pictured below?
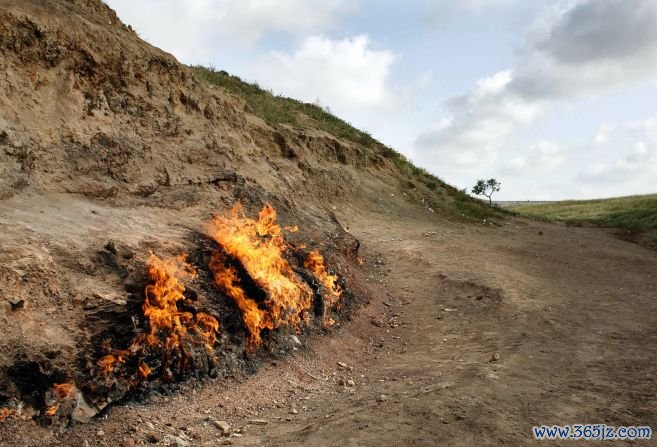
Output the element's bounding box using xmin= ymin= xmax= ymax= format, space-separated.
xmin=2 ymin=2 xmax=656 ymax=447
xmin=0 ymin=0 xmax=495 ymax=435
xmin=3 ymin=205 xmax=657 ymax=447
xmin=509 ymin=194 xmax=657 ymax=250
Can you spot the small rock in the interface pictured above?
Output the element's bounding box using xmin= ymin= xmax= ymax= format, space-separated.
xmin=121 ymin=440 xmax=136 ymax=447
xmin=290 ymin=408 xmax=298 ymax=415
xmin=376 ymin=394 xmax=388 ymax=403
xmin=337 ymin=361 xmax=348 ymax=369
xmin=146 ymin=433 xmax=161 ymax=443
xmin=104 ymin=240 xmax=135 ymax=259
xmin=96 ymin=430 xmax=105 ymax=437
xmin=146 ymin=421 xmax=155 ymax=430
xmin=489 ymin=352 xmax=500 ymax=362
xmin=346 ymin=379 xmax=355 ymax=387
xmin=213 ymin=420 xmax=231 ymax=436
xmin=250 ymin=419 xmax=268 ymax=425
xmin=71 ymin=392 xmax=99 ymax=423
xmin=164 ymin=435 xmax=189 ymax=447
xmin=222 ymin=441 xmax=233 ymax=446
xmin=370 ymin=318 xmax=384 ymax=327
xmin=289 ymin=335 xmax=302 ymax=346
xmin=10 ymin=299 xmax=25 ymax=311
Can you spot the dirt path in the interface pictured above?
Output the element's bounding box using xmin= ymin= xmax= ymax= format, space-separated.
xmin=3 ymin=210 xmax=656 ymax=447
xmin=235 ymin=211 xmax=657 ymax=446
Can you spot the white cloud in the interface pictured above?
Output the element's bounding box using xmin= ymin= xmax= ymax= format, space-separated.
xmin=105 ymin=0 xmax=354 ymax=62
xmin=579 ymin=119 xmax=657 ymax=185
xmin=415 ymin=70 xmax=543 ymax=171
xmin=460 ymin=0 xmax=516 ymax=13
xmin=415 ymin=0 xmax=657 ymax=182
xmin=246 ymin=35 xmax=396 ymax=114
xmin=506 ymin=140 xmax=566 ymax=172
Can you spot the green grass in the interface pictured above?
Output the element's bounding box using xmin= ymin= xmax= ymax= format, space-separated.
xmin=190 ymin=65 xmax=504 ymax=224
xmin=510 ymin=195 xmax=657 ymax=231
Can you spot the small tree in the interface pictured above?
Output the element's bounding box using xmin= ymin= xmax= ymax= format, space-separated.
xmin=471 ymin=178 xmax=501 ymax=205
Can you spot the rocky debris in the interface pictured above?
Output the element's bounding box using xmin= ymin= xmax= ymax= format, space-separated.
xmin=71 ymin=393 xmax=99 ymax=423
xmin=163 ymin=434 xmax=189 ymax=447
xmin=9 ymin=299 xmax=25 ymax=311
xmin=213 ymin=420 xmax=231 ymax=436
xmin=489 ymin=352 xmax=501 ymax=362
xmin=249 ymin=419 xmax=269 ymax=425
xmin=146 ymin=433 xmax=161 ymax=443
xmin=289 ymin=335 xmax=302 ymax=347
xmin=370 ymin=318 xmax=384 ymax=327
xmin=104 ymin=240 xmax=135 ymax=259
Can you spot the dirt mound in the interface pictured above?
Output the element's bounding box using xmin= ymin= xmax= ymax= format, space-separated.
xmin=0 ymin=0 xmax=451 ymax=430
xmin=0 ymin=0 xmax=405 ymax=203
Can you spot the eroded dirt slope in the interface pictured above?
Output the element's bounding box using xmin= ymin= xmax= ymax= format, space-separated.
xmin=0 ymin=0 xmax=440 ymax=404
xmin=3 ymin=199 xmax=655 ymax=446
xmin=0 ymin=0 xmax=450 ymax=428
xmin=3 ymin=1 xmax=654 ymax=446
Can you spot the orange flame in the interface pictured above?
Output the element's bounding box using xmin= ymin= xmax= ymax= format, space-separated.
xmin=97 ymin=350 xmax=129 ymax=378
xmin=53 ymin=383 xmax=76 ymax=400
xmin=137 ymin=360 xmax=152 ymax=380
xmin=45 ymin=403 xmax=60 ymax=417
xmin=44 ymin=382 xmax=77 ymax=417
xmin=208 ymin=203 xmax=313 ymax=347
xmin=304 ymin=251 xmax=343 ymax=310
xmin=209 ymin=253 xmax=272 ymax=347
xmin=97 ymin=254 xmax=219 ymax=381
xmin=0 ymin=408 xmax=16 ymax=422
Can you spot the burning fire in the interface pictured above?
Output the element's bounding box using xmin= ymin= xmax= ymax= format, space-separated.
xmin=304 ymin=251 xmax=343 ymax=308
xmin=45 ymin=382 xmax=77 ymax=417
xmin=0 ymin=408 xmax=16 ymax=422
xmin=97 ymin=254 xmax=219 ymax=381
xmin=92 ymin=203 xmax=345 ymax=391
xmin=208 ymin=203 xmax=313 ymax=347
xmin=207 ymin=203 xmax=347 ymax=344
xmin=52 ymin=383 xmax=76 ymax=400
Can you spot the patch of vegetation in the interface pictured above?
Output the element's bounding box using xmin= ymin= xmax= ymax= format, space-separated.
xmin=509 ymin=195 xmax=657 ymax=231
xmin=191 ymin=65 xmax=505 ymax=223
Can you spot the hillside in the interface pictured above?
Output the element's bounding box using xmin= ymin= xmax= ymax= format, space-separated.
xmin=509 ymin=194 xmax=657 ymax=249
xmin=3 ymin=2 xmax=657 ymax=446
xmin=0 ymin=0 xmax=498 ymax=436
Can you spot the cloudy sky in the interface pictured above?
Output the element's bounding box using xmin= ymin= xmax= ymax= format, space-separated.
xmin=106 ymin=0 xmax=657 ymax=200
